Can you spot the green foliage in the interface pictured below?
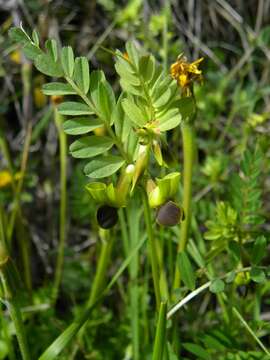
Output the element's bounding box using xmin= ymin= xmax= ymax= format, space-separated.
xmin=4 ymin=8 xmax=270 ymax=360
xmin=229 ymin=146 xmax=264 ymax=227
xmin=115 ymin=42 xmax=182 ymax=133
xmin=209 ymin=279 xmax=225 ymax=293
xmin=178 ymin=251 xmax=195 ymax=290
xmin=84 ymin=155 xmax=125 ymax=178
xmin=69 ymin=136 xmax=114 ymax=159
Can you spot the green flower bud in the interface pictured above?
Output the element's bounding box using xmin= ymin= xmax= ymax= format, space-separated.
xmin=156 ymin=201 xmax=183 ymax=227
xmin=234 ymin=271 xmax=250 ymax=286
xmin=97 ymin=205 xmax=118 ymax=229
xmin=132 ymin=145 xmax=150 ymax=191
xmin=116 ymin=164 xmax=135 ymax=206
xmin=86 ymin=182 xmax=108 ymax=204
xmin=152 ymin=140 xmax=163 ymax=166
xmin=147 ymin=172 xmax=181 ymax=208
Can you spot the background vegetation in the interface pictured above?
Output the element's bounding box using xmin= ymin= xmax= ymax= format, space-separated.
xmin=0 ymin=0 xmax=270 ymax=359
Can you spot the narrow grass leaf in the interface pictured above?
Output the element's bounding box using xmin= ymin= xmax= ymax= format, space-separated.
xmin=178 ymin=251 xmax=195 ymax=290
xmin=183 ymin=343 xmax=211 ymax=360
xmin=152 ymin=301 xmax=167 ymax=360
xmin=38 ymin=236 xmax=146 ymax=360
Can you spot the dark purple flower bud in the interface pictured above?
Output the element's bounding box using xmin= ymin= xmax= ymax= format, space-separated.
xmin=97 ymin=205 xmax=118 ymax=229
xmin=156 ymin=201 xmax=183 ymax=227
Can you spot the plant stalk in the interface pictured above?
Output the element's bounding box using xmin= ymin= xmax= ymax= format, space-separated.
xmin=152 ymin=301 xmax=167 ymax=360
xmin=87 ymin=230 xmax=113 ymax=307
xmin=142 ymin=188 xmax=161 ymax=308
xmin=52 ymin=108 xmax=67 ymax=303
xmin=173 ymin=123 xmax=196 ymax=290
xmin=0 ymin=252 xmax=31 ymax=360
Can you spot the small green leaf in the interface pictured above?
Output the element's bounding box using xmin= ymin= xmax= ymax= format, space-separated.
xmin=153 ymin=88 xmax=171 ymax=108
xmin=90 ymin=70 xmax=106 ymax=106
xmin=183 ymin=343 xmax=211 ymax=360
xmin=84 ymin=156 xmax=125 ymax=178
xmin=34 ymin=53 xmax=63 ymax=77
xmin=74 ymin=57 xmax=90 ymax=94
xmin=122 ymin=98 xmax=148 ymax=127
xmin=115 ymin=58 xmax=140 ymax=86
xmin=178 ymin=251 xmax=195 ymax=290
xmin=22 ymin=43 xmax=43 ymax=60
xmin=157 ymin=108 xmax=181 ymax=132
xmin=58 ymin=102 xmax=94 ymax=116
xmin=61 ymin=46 xmax=74 ymax=78
xmin=139 ymin=55 xmax=155 ymax=82
xmin=42 ymin=83 xmax=76 ymax=96
xmin=209 ymin=279 xmax=225 ymax=293
xmin=70 ymin=136 xmax=114 ymax=158
xmin=45 ymin=39 xmax=58 ymax=62
xmin=251 ymin=236 xmax=267 ymax=265
xmin=63 ymin=118 xmax=103 ymax=135
xmin=32 ymin=29 xmax=39 ymax=46
xmin=250 ymin=267 xmax=266 ymax=283
xmin=97 ymin=81 xmax=115 ymax=123
xmin=125 ymin=41 xmax=139 ymax=67
xmin=226 ymin=271 xmax=236 ymax=283
xmin=9 ymin=27 xmax=30 ymax=44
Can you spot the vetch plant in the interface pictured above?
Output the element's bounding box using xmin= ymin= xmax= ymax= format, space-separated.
xmin=4 ymin=23 xmax=269 ymax=360
xmin=7 ymin=24 xmax=191 ymax=357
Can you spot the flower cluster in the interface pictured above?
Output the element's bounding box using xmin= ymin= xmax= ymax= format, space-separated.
xmin=170 ymin=55 xmax=203 ymax=94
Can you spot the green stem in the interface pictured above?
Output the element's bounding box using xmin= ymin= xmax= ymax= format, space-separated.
xmin=0 ymin=257 xmax=31 ymax=360
xmin=87 ymin=230 xmax=113 ymax=307
xmin=7 ymin=300 xmax=31 ymax=360
xmin=233 ymin=307 xmax=270 ymax=356
xmin=0 ymin=305 xmax=16 ymax=360
xmin=142 ymin=188 xmax=161 ymax=308
xmin=71 ymin=230 xmax=113 ymax=358
xmin=52 ymin=109 xmax=67 ymax=303
xmin=173 ymin=123 xmax=196 ymax=290
xmin=152 ymin=302 xmax=168 ymax=360
xmin=7 ymin=121 xmax=32 ymax=244
xmin=15 ymin=214 xmax=32 ymax=298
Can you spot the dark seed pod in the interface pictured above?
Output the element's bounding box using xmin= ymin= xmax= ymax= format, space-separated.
xmin=236 ymin=285 xmax=248 ymax=298
xmin=156 ymin=201 xmax=182 ymax=227
xmin=97 ymin=205 xmax=118 ymax=229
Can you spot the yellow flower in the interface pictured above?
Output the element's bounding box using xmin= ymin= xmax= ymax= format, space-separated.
xmin=9 ymin=50 xmax=22 ymax=64
xmin=34 ymin=87 xmax=47 ymax=108
xmin=0 ymin=170 xmax=13 ymax=188
xmin=170 ymin=55 xmax=203 ymax=91
xmin=0 ymin=170 xmax=21 ymax=188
